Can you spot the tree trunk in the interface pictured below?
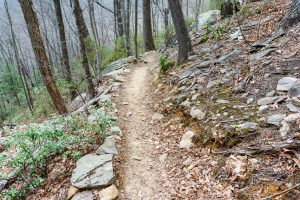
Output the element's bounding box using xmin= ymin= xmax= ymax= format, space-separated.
xmin=143 ymin=0 xmax=156 ymax=51
xmin=279 ymin=0 xmax=300 ymax=29
xmin=168 ymin=0 xmax=193 ymax=65
xmin=73 ymin=0 xmax=96 ymax=99
xmin=54 ymin=0 xmax=76 ymax=100
xmin=134 ymin=0 xmax=138 ymax=59
xmin=18 ymin=0 xmax=68 ymax=115
xmin=5 ymin=0 xmax=33 ymax=113
xmin=121 ymin=0 xmax=132 ymax=56
xmin=116 ymin=0 xmax=124 ymax=37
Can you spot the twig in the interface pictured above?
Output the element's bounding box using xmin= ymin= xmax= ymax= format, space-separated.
xmin=261 ymin=183 xmax=300 ymax=200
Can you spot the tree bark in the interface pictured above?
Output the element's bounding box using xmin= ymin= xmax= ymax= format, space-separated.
xmin=18 ymin=0 xmax=68 ymax=115
xmin=121 ymin=0 xmax=132 ymax=56
xmin=168 ymin=0 xmax=193 ymax=64
xmin=54 ymin=0 xmax=76 ymax=100
xmin=134 ymin=0 xmax=138 ymax=59
xmin=73 ymin=0 xmax=96 ymax=99
xmin=279 ymin=0 xmax=300 ymax=29
xmin=143 ymin=0 xmax=156 ymax=52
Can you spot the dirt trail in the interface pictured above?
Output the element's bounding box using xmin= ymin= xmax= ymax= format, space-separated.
xmin=116 ymin=52 xmax=169 ymax=200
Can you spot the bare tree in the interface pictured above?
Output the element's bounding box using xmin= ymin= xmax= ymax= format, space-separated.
xmin=54 ymin=0 xmax=76 ymax=100
xmin=134 ymin=0 xmax=138 ymax=59
xmin=18 ymin=0 xmax=68 ymax=115
xmin=121 ymin=0 xmax=132 ymax=56
xmin=143 ymin=0 xmax=156 ymax=51
xmin=73 ymin=0 xmax=96 ymax=99
xmin=168 ymin=0 xmax=192 ymax=64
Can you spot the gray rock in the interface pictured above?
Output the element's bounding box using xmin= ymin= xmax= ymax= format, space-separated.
xmin=114 ymin=75 xmax=125 ymax=82
xmin=266 ymin=90 xmax=276 ymax=97
xmin=99 ymin=95 xmax=110 ymax=103
xmin=280 ymin=120 xmax=290 ymax=138
xmin=267 ymin=114 xmax=285 ymax=126
xmin=197 ymin=10 xmax=221 ymax=29
xmin=179 ymin=131 xmax=195 ymax=149
xmin=277 ymin=77 xmax=299 ymax=91
xmin=207 ymin=80 xmax=221 ymax=89
xmin=286 ymin=103 xmax=300 ymax=113
xmin=97 ymin=185 xmax=119 ymax=200
xmin=257 ymin=96 xmax=285 ymax=106
xmin=258 ymin=105 xmax=269 ymax=113
xmin=0 ymin=180 xmax=7 ymax=191
xmin=96 ymin=136 xmax=118 ymax=155
xmin=288 ymin=81 xmax=300 ymax=97
xmin=216 ymin=48 xmax=241 ymax=65
xmin=229 ymin=28 xmax=241 ymax=41
xmin=72 ymin=191 xmax=96 ymax=200
xmin=71 ymin=154 xmax=114 ymax=189
xmin=188 ymin=55 xmax=198 ymax=61
xmin=190 ymin=107 xmax=205 ymax=120
xmin=101 ymin=58 xmax=126 ymax=76
xmin=284 ymin=113 xmax=300 ymax=122
xmin=235 ymin=122 xmax=258 ymax=132
xmin=292 ymin=97 xmax=300 ymax=106
xmin=251 ymin=48 xmax=275 ymax=60
xmin=247 ymin=97 xmax=254 ymax=104
xmin=179 ymin=66 xmax=197 ymax=80
xmin=108 ymin=126 xmax=122 ymax=136
xmin=216 ymin=99 xmax=230 ymax=104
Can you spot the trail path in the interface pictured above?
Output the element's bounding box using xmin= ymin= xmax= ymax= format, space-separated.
xmin=116 ymin=52 xmax=169 ymax=200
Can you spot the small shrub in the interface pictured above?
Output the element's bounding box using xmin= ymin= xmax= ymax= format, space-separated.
xmin=159 ymin=55 xmax=175 ymax=73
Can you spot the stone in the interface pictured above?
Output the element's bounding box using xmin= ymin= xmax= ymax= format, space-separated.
xmin=207 ymin=80 xmax=221 ymax=89
xmin=229 ymin=29 xmax=241 ymax=41
xmin=97 ymin=184 xmax=118 ymax=200
xmin=266 ymin=90 xmax=276 ymax=97
xmin=96 ymin=136 xmax=118 ymax=155
xmin=288 ymin=81 xmax=300 ymax=97
xmin=180 ymin=100 xmax=191 ymax=107
xmin=188 ymin=55 xmax=198 ymax=61
xmin=216 ymin=99 xmax=230 ymax=104
xmin=87 ymin=115 xmax=96 ymax=122
xmin=108 ymin=126 xmax=122 ymax=136
xmin=280 ymin=120 xmax=290 ymax=138
xmin=72 ymin=191 xmax=96 ymax=200
xmin=152 ymin=112 xmax=164 ymax=121
xmin=69 ymin=93 xmax=87 ymax=110
xmin=286 ymin=103 xmax=300 ymax=113
xmin=216 ymin=48 xmax=241 ymax=65
xmin=0 ymin=180 xmax=7 ymax=191
xmin=247 ymin=97 xmax=254 ymax=104
xmin=190 ymin=107 xmax=206 ymax=120
xmin=71 ymin=154 xmax=114 ymax=189
xmin=179 ymin=66 xmax=197 ymax=80
xmin=126 ymin=56 xmax=136 ymax=63
xmin=250 ymin=48 xmax=275 ymax=60
xmin=292 ymin=97 xmax=300 ymax=106
xmin=235 ymin=122 xmax=257 ymax=132
xmin=114 ymin=76 xmax=125 ymax=82
xmin=284 ymin=113 xmax=300 ymax=122
xmin=257 ymin=96 xmax=285 ymax=106
xmin=67 ymin=186 xmax=80 ymax=200
xmin=267 ymin=114 xmax=285 ymax=126
xmin=258 ymin=105 xmax=269 ymax=113
xmin=277 ymin=77 xmax=298 ymax=91
xmin=101 ymin=58 xmax=126 ymax=76
xmin=99 ymin=95 xmax=110 ymax=103
xmin=183 ymin=157 xmax=193 ymax=166
xmin=159 ymin=154 xmax=167 ymax=162
xmin=276 ymin=77 xmax=298 ymax=91
xmin=179 ymin=131 xmax=195 ymax=149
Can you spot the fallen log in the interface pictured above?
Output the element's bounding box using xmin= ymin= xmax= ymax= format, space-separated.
xmin=214 ymin=139 xmax=300 ymax=156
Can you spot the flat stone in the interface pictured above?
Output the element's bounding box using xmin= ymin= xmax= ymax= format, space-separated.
xmin=179 ymin=131 xmax=195 ymax=149
xmin=257 ymin=96 xmax=285 ymax=106
xmin=247 ymin=98 xmax=254 ymax=104
xmin=97 ymin=184 xmax=118 ymax=200
xmin=266 ymin=90 xmax=276 ymax=97
xmin=190 ymin=107 xmax=205 ymax=120
xmin=96 ymin=136 xmax=118 ymax=155
xmin=286 ymin=103 xmax=300 ymax=113
xmin=67 ymin=186 xmax=80 ymax=200
xmin=216 ymin=48 xmax=241 ymax=65
xmin=71 ymin=154 xmax=114 ymax=189
xmin=235 ymin=122 xmax=258 ymax=132
xmin=277 ymin=77 xmax=299 ymax=91
xmin=72 ymin=191 xmax=96 ymax=200
xmin=267 ymin=114 xmax=285 ymax=126
xmin=285 ymin=113 xmax=300 ymax=122
xmin=108 ymin=126 xmax=122 ymax=136
xmin=216 ymin=99 xmax=230 ymax=104
xmin=0 ymin=180 xmax=7 ymax=191
xmin=280 ymin=120 xmax=290 ymax=138
xmin=258 ymin=105 xmax=269 ymax=113
xmin=179 ymin=66 xmax=197 ymax=80
xmin=99 ymin=95 xmax=110 ymax=103
xmin=251 ymin=48 xmax=275 ymax=60
xmin=288 ymin=81 xmax=300 ymax=97
xmin=152 ymin=112 xmax=164 ymax=121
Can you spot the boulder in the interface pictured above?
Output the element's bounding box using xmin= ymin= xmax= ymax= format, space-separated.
xmin=267 ymin=114 xmax=285 ymax=126
xmin=277 ymin=77 xmax=298 ymax=91
xmin=97 ymin=185 xmax=119 ymax=200
xmin=71 ymin=154 xmax=114 ymax=189
xmin=179 ymin=131 xmax=195 ymax=149
xmin=284 ymin=113 xmax=300 ymax=122
xmin=280 ymin=120 xmax=290 ymax=138
xmin=96 ymin=136 xmax=118 ymax=155
xmin=0 ymin=180 xmax=7 ymax=191
xmin=250 ymin=48 xmax=275 ymax=60
xmin=286 ymin=103 xmax=300 ymax=113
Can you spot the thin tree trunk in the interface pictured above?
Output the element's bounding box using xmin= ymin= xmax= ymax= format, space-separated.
xmin=18 ymin=0 xmax=68 ymax=115
xmin=134 ymin=0 xmax=138 ymax=59
xmin=121 ymin=0 xmax=132 ymax=56
xmin=143 ymin=0 xmax=156 ymax=51
xmin=54 ymin=0 xmax=76 ymax=100
xmin=73 ymin=0 xmax=96 ymax=99
xmin=168 ymin=0 xmax=193 ymax=64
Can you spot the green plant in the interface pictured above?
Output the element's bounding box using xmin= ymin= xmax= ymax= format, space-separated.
xmin=159 ymin=55 xmax=175 ymax=73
